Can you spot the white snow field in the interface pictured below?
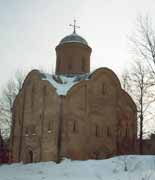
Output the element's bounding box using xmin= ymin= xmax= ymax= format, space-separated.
xmin=0 ymin=156 xmax=155 ymax=180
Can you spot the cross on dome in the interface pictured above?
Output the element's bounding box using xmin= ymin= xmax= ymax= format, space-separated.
xmin=69 ymin=19 xmax=80 ymax=34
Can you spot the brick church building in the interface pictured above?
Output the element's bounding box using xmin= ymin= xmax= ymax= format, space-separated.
xmin=10 ymin=22 xmax=137 ymax=163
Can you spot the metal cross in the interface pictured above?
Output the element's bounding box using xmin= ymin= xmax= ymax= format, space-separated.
xmin=69 ymin=19 xmax=80 ymax=33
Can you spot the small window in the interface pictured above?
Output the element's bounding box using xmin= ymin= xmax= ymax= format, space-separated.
xmin=43 ymin=86 xmax=47 ymax=96
xmin=73 ymin=120 xmax=78 ymax=133
xmin=125 ymin=128 xmax=128 ymax=137
xmin=102 ymin=84 xmax=105 ymax=95
xmin=107 ymin=127 xmax=110 ymax=137
xmin=95 ymin=125 xmax=99 ymax=137
xmin=82 ymin=58 xmax=85 ymax=72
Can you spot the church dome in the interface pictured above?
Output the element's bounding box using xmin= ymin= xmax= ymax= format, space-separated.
xmin=59 ymin=32 xmax=88 ymax=46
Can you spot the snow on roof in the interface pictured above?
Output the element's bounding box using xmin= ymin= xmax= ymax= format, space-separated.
xmin=40 ymin=73 xmax=89 ymax=96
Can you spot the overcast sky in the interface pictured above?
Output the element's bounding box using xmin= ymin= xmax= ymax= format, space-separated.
xmin=0 ymin=0 xmax=155 ymax=91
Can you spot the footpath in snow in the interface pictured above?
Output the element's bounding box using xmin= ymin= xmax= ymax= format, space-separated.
xmin=0 ymin=155 xmax=155 ymax=180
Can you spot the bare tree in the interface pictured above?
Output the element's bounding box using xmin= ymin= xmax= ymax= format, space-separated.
xmin=130 ymin=15 xmax=155 ymax=78
xmin=0 ymin=68 xmax=51 ymax=138
xmin=0 ymin=71 xmax=25 ymax=138
xmin=121 ymin=61 xmax=155 ymax=154
xmin=121 ymin=69 xmax=132 ymax=93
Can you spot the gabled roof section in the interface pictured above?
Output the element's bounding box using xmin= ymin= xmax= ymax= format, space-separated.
xmin=88 ymin=67 xmax=122 ymax=90
xmin=18 ymin=68 xmax=123 ymax=97
xmin=40 ymin=67 xmax=122 ymax=96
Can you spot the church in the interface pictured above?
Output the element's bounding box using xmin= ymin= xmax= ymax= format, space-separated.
xmin=10 ymin=21 xmax=137 ymax=163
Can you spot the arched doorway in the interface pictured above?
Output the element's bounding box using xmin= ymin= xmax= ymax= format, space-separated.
xmin=28 ymin=150 xmax=33 ymax=163
xmin=26 ymin=149 xmax=34 ymax=163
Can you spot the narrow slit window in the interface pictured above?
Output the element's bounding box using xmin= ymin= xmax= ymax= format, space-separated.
xmin=95 ymin=125 xmax=99 ymax=137
xmin=125 ymin=128 xmax=128 ymax=137
xmin=73 ymin=120 xmax=78 ymax=133
xmin=82 ymin=58 xmax=85 ymax=72
xmin=107 ymin=127 xmax=110 ymax=137
xmin=43 ymin=86 xmax=47 ymax=96
xmin=102 ymin=84 xmax=105 ymax=95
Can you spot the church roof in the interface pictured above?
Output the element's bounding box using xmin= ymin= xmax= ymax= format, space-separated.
xmin=39 ymin=67 xmax=122 ymax=96
xmin=59 ymin=32 xmax=88 ymax=46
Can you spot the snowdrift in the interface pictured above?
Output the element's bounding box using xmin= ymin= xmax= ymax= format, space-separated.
xmin=0 ymin=155 xmax=155 ymax=180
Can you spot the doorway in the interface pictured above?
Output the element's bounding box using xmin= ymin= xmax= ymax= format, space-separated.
xmin=27 ymin=150 xmax=33 ymax=163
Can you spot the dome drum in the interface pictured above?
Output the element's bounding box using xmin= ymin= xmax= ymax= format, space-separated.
xmin=55 ymin=33 xmax=91 ymax=75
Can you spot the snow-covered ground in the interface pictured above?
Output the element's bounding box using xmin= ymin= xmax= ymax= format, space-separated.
xmin=0 ymin=156 xmax=155 ymax=180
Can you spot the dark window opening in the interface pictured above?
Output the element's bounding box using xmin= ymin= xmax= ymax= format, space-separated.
xmin=95 ymin=125 xmax=99 ymax=137
xmin=125 ymin=128 xmax=128 ymax=137
xmin=43 ymin=86 xmax=47 ymax=96
xmin=82 ymin=58 xmax=85 ymax=72
xmin=107 ymin=127 xmax=110 ymax=137
xmin=28 ymin=150 xmax=33 ymax=163
xmin=102 ymin=84 xmax=105 ymax=95
xmin=73 ymin=120 xmax=78 ymax=133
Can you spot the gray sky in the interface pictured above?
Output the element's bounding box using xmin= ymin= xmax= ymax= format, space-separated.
xmin=0 ymin=0 xmax=155 ymax=91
